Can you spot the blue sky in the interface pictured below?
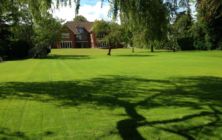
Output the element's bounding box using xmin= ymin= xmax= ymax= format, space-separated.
xmin=80 ymin=0 xmax=109 ymax=6
xmin=80 ymin=0 xmax=98 ymax=6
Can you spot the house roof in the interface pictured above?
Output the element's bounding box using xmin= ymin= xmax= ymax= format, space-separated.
xmin=65 ymin=21 xmax=94 ymax=34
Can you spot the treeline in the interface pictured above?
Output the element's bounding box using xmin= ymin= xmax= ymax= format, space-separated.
xmin=117 ymin=0 xmax=222 ymax=52
xmin=164 ymin=0 xmax=222 ymax=51
xmin=0 ymin=0 xmax=62 ymax=61
xmin=92 ymin=0 xmax=222 ymax=55
xmin=90 ymin=0 xmax=222 ymax=53
xmin=1 ymin=0 xmax=222 ymax=60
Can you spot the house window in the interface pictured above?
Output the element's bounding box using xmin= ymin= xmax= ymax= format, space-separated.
xmin=76 ymin=27 xmax=89 ymax=41
xmin=61 ymin=41 xmax=72 ymax=48
xmin=77 ymin=27 xmax=85 ymax=34
xmin=61 ymin=33 xmax=70 ymax=39
xmin=76 ymin=34 xmax=83 ymax=40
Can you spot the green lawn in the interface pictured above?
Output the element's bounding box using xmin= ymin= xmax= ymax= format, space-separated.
xmin=0 ymin=48 xmax=222 ymax=140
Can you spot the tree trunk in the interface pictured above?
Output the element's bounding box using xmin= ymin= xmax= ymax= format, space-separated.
xmin=107 ymin=46 xmax=112 ymax=56
xmin=132 ymin=47 xmax=135 ymax=53
xmin=151 ymin=45 xmax=154 ymax=52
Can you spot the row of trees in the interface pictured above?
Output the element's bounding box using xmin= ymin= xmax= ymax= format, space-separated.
xmin=194 ymin=0 xmax=222 ymax=50
xmin=163 ymin=0 xmax=222 ymax=51
xmin=112 ymin=0 xmax=222 ymax=52
xmin=75 ymin=0 xmax=222 ymax=53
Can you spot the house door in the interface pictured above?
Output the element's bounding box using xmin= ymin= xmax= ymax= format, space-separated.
xmin=61 ymin=41 xmax=72 ymax=48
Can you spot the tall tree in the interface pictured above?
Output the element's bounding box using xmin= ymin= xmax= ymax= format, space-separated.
xmin=196 ymin=0 xmax=222 ymax=49
xmin=93 ymin=20 xmax=124 ymax=55
xmin=112 ymin=0 xmax=168 ymax=52
xmin=0 ymin=0 xmax=19 ymax=58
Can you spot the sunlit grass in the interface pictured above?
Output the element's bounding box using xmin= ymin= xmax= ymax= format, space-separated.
xmin=0 ymin=48 xmax=222 ymax=140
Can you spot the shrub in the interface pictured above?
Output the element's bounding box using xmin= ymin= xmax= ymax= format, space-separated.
xmin=28 ymin=46 xmax=51 ymax=58
xmin=8 ymin=40 xmax=30 ymax=59
xmin=177 ymin=37 xmax=195 ymax=50
xmin=194 ymin=40 xmax=207 ymax=50
xmin=0 ymin=41 xmax=8 ymax=58
xmin=163 ymin=40 xmax=179 ymax=51
xmin=218 ymin=40 xmax=222 ymax=50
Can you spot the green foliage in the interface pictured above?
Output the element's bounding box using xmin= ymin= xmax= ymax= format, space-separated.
xmin=92 ymin=20 xmax=125 ymax=47
xmin=0 ymin=0 xmax=17 ymax=58
xmin=11 ymin=3 xmax=34 ymax=47
xmin=131 ymin=30 xmax=147 ymax=49
xmin=195 ymin=0 xmax=222 ymax=50
xmin=92 ymin=20 xmax=111 ymax=36
xmin=33 ymin=16 xmax=61 ymax=48
xmin=218 ymin=41 xmax=222 ymax=50
xmin=0 ymin=0 xmax=62 ymax=59
xmin=30 ymin=14 xmax=62 ymax=58
xmin=8 ymin=40 xmax=30 ymax=59
xmin=110 ymin=0 xmax=168 ymax=52
xmin=93 ymin=20 xmax=125 ymax=55
xmin=192 ymin=20 xmax=213 ymax=50
xmin=173 ymin=12 xmax=192 ymax=36
xmin=168 ymin=11 xmax=194 ymax=51
xmin=0 ymin=23 xmax=11 ymax=58
xmin=177 ymin=37 xmax=194 ymax=50
xmin=73 ymin=15 xmax=87 ymax=22
xmin=103 ymin=23 xmax=124 ymax=48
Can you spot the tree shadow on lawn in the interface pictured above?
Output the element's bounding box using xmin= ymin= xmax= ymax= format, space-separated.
xmin=0 ymin=76 xmax=222 ymax=140
xmin=115 ymin=54 xmax=156 ymax=58
xmin=0 ymin=127 xmax=54 ymax=140
xmin=44 ymin=54 xmax=91 ymax=60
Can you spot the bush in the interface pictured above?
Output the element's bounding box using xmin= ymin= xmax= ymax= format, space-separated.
xmin=0 ymin=41 xmax=8 ymax=58
xmin=8 ymin=40 xmax=30 ymax=59
xmin=177 ymin=37 xmax=195 ymax=50
xmin=162 ymin=40 xmax=179 ymax=51
xmin=193 ymin=35 xmax=213 ymax=50
xmin=194 ymin=40 xmax=207 ymax=50
xmin=218 ymin=40 xmax=222 ymax=50
xmin=28 ymin=46 xmax=51 ymax=58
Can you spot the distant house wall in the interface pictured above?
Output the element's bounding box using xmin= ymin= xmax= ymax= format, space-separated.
xmin=53 ymin=21 xmax=98 ymax=49
xmin=75 ymin=27 xmax=91 ymax=48
xmin=54 ymin=27 xmax=76 ymax=48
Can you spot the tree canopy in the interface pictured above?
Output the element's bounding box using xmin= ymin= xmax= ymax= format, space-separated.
xmin=196 ymin=0 xmax=222 ymax=49
xmin=73 ymin=15 xmax=88 ymax=22
xmin=92 ymin=20 xmax=125 ymax=55
xmin=0 ymin=0 xmax=62 ymax=59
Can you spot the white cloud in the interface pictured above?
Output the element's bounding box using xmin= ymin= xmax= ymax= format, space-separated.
xmin=51 ymin=1 xmax=112 ymax=22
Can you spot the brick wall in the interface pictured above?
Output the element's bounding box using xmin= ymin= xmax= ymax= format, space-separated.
xmin=53 ymin=26 xmax=98 ymax=49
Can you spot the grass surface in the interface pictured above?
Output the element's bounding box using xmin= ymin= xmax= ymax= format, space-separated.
xmin=0 ymin=48 xmax=222 ymax=140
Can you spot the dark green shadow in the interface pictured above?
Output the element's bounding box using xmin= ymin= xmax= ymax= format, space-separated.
xmin=44 ymin=54 xmax=91 ymax=60
xmin=0 ymin=76 xmax=222 ymax=140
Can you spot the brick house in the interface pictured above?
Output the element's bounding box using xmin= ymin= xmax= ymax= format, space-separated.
xmin=54 ymin=21 xmax=97 ymax=48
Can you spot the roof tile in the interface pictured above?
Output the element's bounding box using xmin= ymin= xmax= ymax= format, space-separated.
xmin=65 ymin=21 xmax=94 ymax=34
